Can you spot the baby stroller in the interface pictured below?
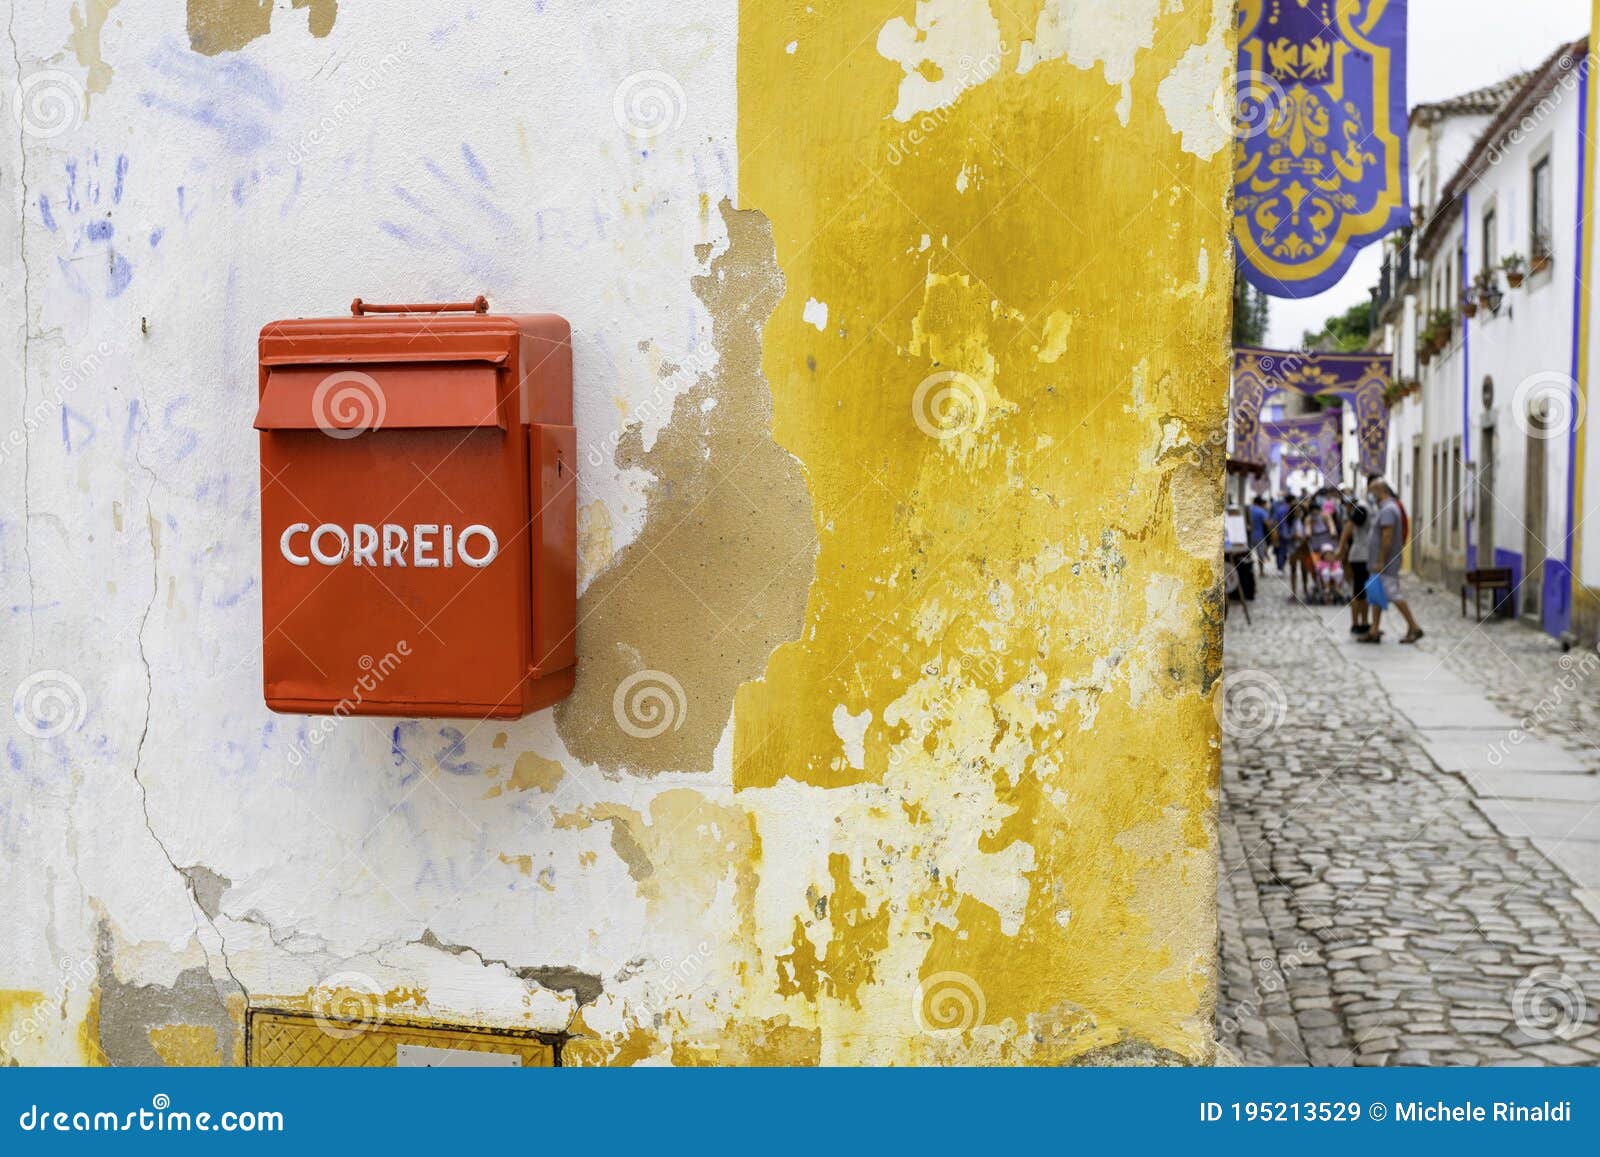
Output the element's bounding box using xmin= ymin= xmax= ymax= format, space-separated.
xmin=1306 ymin=530 xmax=1343 ymax=605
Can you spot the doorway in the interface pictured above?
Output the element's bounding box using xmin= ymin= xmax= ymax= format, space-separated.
xmin=1524 ymin=405 xmax=1550 ymax=623
xmin=1478 ymin=421 xmax=1496 ymax=566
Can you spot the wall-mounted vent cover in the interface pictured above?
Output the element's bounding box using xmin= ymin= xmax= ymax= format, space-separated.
xmin=247 ymin=1010 xmax=555 ymax=1067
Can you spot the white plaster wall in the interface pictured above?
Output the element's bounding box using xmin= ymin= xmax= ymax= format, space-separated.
xmin=1 ymin=0 xmax=744 ymax=1057
xmin=1410 ymin=86 xmax=1582 ymax=582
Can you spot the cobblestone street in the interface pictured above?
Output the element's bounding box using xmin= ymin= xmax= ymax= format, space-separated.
xmin=1218 ymin=567 xmax=1600 ymax=1066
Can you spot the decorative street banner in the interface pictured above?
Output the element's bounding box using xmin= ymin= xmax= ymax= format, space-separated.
xmin=1233 ymin=347 xmax=1390 ymax=477
xmin=1233 ymin=0 xmax=1409 ymax=298
xmin=1264 ymin=410 xmax=1344 ymax=486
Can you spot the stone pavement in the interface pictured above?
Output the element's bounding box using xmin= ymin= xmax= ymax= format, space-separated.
xmin=1217 ymin=568 xmax=1600 ymax=1066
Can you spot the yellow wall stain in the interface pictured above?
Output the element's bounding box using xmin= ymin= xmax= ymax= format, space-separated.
xmin=0 ymin=989 xmax=51 ymax=1062
xmin=575 ymin=499 xmax=614 ymax=588
xmin=482 ymin=750 xmax=565 ymax=798
xmin=556 ymin=789 xmax=759 ymax=925
xmin=499 ymin=853 xmax=535 ymax=877
xmin=67 ymin=0 xmax=120 ymax=106
xmin=147 ymin=1022 xmax=223 ymax=1066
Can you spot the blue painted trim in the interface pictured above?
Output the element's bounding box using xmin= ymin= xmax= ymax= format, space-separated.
xmin=1462 ymin=194 xmax=1472 ymax=566
xmin=1493 ymin=548 xmax=1524 ymax=618
xmin=1545 ymin=559 xmax=1574 ymax=636
xmin=1550 ymin=67 xmax=1591 ymax=638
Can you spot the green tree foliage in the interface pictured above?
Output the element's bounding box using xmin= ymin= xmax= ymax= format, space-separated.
xmin=1301 ymin=300 xmax=1374 ymax=353
xmin=1232 ymin=272 xmax=1270 ymax=348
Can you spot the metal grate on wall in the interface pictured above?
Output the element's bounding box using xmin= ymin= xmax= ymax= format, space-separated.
xmin=247 ymin=1010 xmax=556 ymax=1067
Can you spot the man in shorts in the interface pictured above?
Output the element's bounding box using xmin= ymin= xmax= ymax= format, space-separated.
xmin=1363 ymin=478 xmax=1424 ymax=644
xmin=1338 ymin=489 xmax=1373 ymax=636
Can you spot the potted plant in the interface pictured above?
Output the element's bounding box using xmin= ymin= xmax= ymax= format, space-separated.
xmin=1532 ymin=234 xmax=1554 ymax=274
xmin=1461 ymin=291 xmax=1478 ymax=320
xmin=1418 ymin=343 xmax=1433 ymax=367
xmin=1427 ymin=308 xmax=1455 ymax=353
xmin=1502 ymin=253 xmax=1527 ymax=288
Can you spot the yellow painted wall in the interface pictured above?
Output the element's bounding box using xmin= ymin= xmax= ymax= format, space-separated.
xmin=714 ymin=0 xmax=1232 ymax=1063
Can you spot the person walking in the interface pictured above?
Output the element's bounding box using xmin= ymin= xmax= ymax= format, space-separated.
xmin=1361 ymin=478 xmax=1424 ymax=644
xmin=1338 ymin=489 xmax=1373 ymax=636
xmin=1270 ymin=493 xmax=1291 ymax=573
xmin=1249 ymin=496 xmax=1270 ymax=570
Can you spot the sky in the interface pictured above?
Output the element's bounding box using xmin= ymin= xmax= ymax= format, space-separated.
xmin=1263 ymin=0 xmax=1594 ymax=348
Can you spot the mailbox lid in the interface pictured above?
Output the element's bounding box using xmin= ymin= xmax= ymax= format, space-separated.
xmin=254 ymin=363 xmax=508 ymax=431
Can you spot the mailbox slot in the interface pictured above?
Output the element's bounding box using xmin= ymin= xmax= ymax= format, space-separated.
xmin=255 ymin=362 xmax=508 ymax=432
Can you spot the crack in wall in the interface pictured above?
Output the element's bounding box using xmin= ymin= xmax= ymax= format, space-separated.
xmin=7 ymin=6 xmax=37 ymax=648
xmin=414 ymin=930 xmax=603 ymax=1008
xmin=125 ymin=435 xmax=250 ymax=1024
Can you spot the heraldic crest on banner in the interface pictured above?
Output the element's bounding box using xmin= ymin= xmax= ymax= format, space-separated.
xmin=1234 ymin=0 xmax=1409 ymax=298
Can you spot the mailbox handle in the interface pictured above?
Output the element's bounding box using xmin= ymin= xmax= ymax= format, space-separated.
xmin=350 ymin=296 xmax=489 ymax=316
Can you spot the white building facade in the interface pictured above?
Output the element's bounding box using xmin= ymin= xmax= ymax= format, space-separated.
xmin=1378 ymin=44 xmax=1589 ymax=636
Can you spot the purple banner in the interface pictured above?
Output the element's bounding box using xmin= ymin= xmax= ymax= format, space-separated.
xmin=1233 ymin=346 xmax=1389 ymax=478
xmin=1233 ymin=0 xmax=1409 ymax=298
xmin=1264 ymin=411 xmax=1344 ymax=487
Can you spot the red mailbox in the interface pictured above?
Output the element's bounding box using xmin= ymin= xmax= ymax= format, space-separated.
xmin=255 ymin=297 xmax=576 ymax=719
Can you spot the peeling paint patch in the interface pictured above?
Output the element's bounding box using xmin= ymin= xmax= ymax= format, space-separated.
xmin=93 ymin=925 xmax=238 ymax=1066
xmin=186 ymin=0 xmax=336 ymax=56
xmin=147 ymin=1022 xmax=222 ymax=1065
xmin=802 ymin=297 xmax=829 ymax=332
xmin=483 ymin=750 xmax=565 ymax=798
xmin=68 ymin=0 xmax=121 ymax=107
xmin=1157 ymin=0 xmax=1234 ymax=160
xmin=877 ymin=0 xmax=1004 ymax=122
xmin=1020 ymin=0 xmax=1163 ymax=124
xmin=554 ymin=201 xmax=815 ymax=776
xmin=575 ymin=499 xmax=614 ymax=590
